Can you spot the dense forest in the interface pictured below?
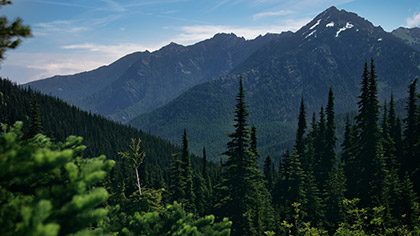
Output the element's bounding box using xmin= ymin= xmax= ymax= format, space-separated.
xmin=2 ymin=58 xmax=420 ymax=235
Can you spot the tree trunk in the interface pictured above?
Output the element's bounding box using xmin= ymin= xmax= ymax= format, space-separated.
xmin=135 ymin=167 xmax=142 ymax=195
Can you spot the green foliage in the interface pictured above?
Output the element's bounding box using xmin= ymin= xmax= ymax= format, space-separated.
xmin=0 ymin=121 xmax=115 ymax=235
xmin=123 ymin=202 xmax=232 ymax=236
xmin=0 ymin=0 xmax=31 ymax=61
xmin=118 ymin=138 xmax=146 ymax=195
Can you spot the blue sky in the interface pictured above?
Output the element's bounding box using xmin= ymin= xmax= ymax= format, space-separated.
xmin=1 ymin=0 xmax=420 ymax=84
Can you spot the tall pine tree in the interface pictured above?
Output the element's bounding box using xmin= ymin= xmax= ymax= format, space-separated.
xmin=214 ymin=78 xmax=273 ymax=236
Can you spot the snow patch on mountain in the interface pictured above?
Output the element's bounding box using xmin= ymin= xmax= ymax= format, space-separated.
xmin=310 ymin=19 xmax=321 ymax=30
xmin=335 ymin=22 xmax=354 ymax=37
xmin=305 ymin=30 xmax=316 ymax=39
xmin=378 ymin=38 xmax=383 ymax=41
xmin=326 ymin=22 xmax=335 ymax=27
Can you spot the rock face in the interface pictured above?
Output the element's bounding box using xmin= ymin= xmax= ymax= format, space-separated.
xmin=130 ymin=6 xmax=420 ymax=159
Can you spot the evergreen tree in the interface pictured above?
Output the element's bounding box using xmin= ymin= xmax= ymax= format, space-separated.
xmin=294 ymin=98 xmax=307 ymax=160
xmin=27 ymin=95 xmax=43 ymax=137
xmin=354 ymin=59 xmax=382 ymax=205
xmin=313 ymin=106 xmax=327 ymax=187
xmin=403 ymin=78 xmax=420 ymax=193
xmin=323 ymin=165 xmax=346 ymax=232
xmin=214 ymin=78 xmax=273 ymax=236
xmin=303 ymin=112 xmax=317 ymax=172
xmin=250 ymin=125 xmax=259 ymax=159
xmin=264 ymin=156 xmax=274 ymax=192
xmin=324 ymin=88 xmax=337 ymax=179
xmin=388 ymin=94 xmax=403 ymax=177
xmin=168 ymin=153 xmax=185 ymax=203
xmin=283 ymin=152 xmax=307 ymax=222
xmin=180 ymin=129 xmax=196 ymax=213
xmin=341 ymin=115 xmax=357 ymax=199
xmin=203 ymin=146 xmax=208 ymax=180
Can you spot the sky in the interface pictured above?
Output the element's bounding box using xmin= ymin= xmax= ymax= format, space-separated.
xmin=1 ymin=0 xmax=420 ymax=84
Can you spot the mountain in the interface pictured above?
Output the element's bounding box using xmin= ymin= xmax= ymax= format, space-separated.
xmin=26 ymin=33 xmax=281 ymax=122
xmin=130 ymin=6 xmax=420 ymax=160
xmin=392 ymin=27 xmax=420 ymax=52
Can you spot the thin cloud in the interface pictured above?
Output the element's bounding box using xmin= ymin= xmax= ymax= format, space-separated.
xmin=99 ymin=0 xmax=126 ymax=12
xmin=33 ymin=20 xmax=90 ymax=36
xmin=173 ymin=18 xmax=311 ymax=45
xmin=27 ymin=0 xmax=94 ymax=9
xmin=61 ymin=42 xmax=163 ymax=55
xmin=406 ymin=12 xmax=420 ymax=27
xmin=253 ymin=10 xmax=295 ymax=20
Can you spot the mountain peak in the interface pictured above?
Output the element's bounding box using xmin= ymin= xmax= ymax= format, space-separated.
xmin=298 ymin=6 xmax=379 ymax=40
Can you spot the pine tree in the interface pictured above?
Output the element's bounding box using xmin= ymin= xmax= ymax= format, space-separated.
xmin=250 ymin=125 xmax=259 ymax=159
xmin=264 ymin=156 xmax=274 ymax=192
xmin=324 ymin=88 xmax=337 ymax=179
xmin=303 ymin=112 xmax=317 ymax=172
xmin=180 ymin=129 xmax=196 ymax=213
xmin=283 ymin=152 xmax=307 ymax=222
xmin=203 ymin=146 xmax=208 ymax=180
xmin=27 ymin=95 xmax=43 ymax=137
xmin=168 ymin=152 xmax=185 ymax=203
xmin=214 ymin=78 xmax=273 ymax=236
xmin=314 ymin=106 xmax=327 ymax=188
xmin=295 ymin=98 xmax=307 ymax=158
xmin=324 ymin=165 xmax=346 ymax=232
xmin=403 ymin=78 xmax=419 ymax=188
xmin=341 ymin=115 xmax=357 ymax=199
xmin=354 ymin=59 xmax=382 ymax=205
xmin=388 ymin=94 xmax=403 ymax=177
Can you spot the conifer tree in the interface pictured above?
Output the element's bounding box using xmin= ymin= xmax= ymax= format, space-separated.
xmin=180 ymin=129 xmax=196 ymax=213
xmin=295 ymin=98 xmax=307 ymax=158
xmin=303 ymin=113 xmax=317 ymax=172
xmin=324 ymin=88 xmax=337 ymax=177
xmin=354 ymin=59 xmax=382 ymax=205
xmin=314 ymin=106 xmax=327 ymax=187
xmin=214 ymin=78 xmax=273 ymax=236
xmin=250 ymin=125 xmax=259 ymax=159
xmin=388 ymin=94 xmax=403 ymax=176
xmin=27 ymin=95 xmax=43 ymax=137
xmin=203 ymin=146 xmax=208 ymax=180
xmin=283 ymin=152 xmax=307 ymax=221
xmin=168 ymin=152 xmax=185 ymax=203
xmin=264 ymin=156 xmax=274 ymax=192
xmin=341 ymin=115 xmax=357 ymax=199
xmin=403 ymin=78 xmax=419 ymax=179
xmin=323 ymin=165 xmax=346 ymax=231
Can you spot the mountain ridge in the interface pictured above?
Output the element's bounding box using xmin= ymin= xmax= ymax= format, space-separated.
xmin=26 ymin=32 xmax=281 ymax=122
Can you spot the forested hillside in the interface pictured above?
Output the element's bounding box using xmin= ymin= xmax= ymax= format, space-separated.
xmin=0 ymin=78 xmax=219 ymax=189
